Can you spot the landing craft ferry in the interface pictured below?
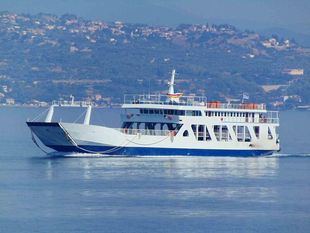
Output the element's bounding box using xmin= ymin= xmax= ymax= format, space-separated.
xmin=27 ymin=70 xmax=280 ymax=156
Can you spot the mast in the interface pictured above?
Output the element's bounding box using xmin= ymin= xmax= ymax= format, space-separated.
xmin=167 ymin=69 xmax=182 ymax=102
xmin=168 ymin=69 xmax=176 ymax=95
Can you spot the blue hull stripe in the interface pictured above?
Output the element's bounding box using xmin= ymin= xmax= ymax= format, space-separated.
xmin=47 ymin=145 xmax=274 ymax=157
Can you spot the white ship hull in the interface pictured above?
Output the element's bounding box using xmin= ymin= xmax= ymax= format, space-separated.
xmin=27 ymin=121 xmax=278 ymax=156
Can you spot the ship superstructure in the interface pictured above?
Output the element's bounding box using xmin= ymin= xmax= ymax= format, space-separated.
xmin=27 ymin=70 xmax=280 ymax=156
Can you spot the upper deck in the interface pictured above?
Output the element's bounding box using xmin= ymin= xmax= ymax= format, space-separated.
xmin=123 ymin=94 xmax=266 ymax=111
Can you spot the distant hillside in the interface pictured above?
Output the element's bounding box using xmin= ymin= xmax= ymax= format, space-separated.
xmin=258 ymin=27 xmax=310 ymax=47
xmin=0 ymin=12 xmax=309 ymax=109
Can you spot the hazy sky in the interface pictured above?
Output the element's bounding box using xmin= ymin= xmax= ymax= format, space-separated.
xmin=0 ymin=0 xmax=309 ymax=34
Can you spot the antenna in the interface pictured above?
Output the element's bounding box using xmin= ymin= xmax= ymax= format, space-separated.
xmin=148 ymin=78 xmax=151 ymax=98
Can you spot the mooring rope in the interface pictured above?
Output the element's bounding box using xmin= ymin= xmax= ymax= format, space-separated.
xmin=60 ymin=126 xmax=172 ymax=155
xmin=30 ymin=121 xmax=175 ymax=156
xmin=30 ymin=107 xmax=50 ymax=122
xmin=59 ymin=123 xmax=139 ymax=155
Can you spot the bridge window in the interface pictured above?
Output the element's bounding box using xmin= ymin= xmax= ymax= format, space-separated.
xmin=177 ymin=110 xmax=185 ymax=115
xmin=186 ymin=110 xmax=202 ymax=116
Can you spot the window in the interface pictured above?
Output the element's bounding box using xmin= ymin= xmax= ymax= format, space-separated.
xmin=237 ymin=126 xmax=244 ymax=141
xmin=177 ymin=110 xmax=185 ymax=116
xmin=190 ymin=125 xmax=212 ymax=141
xmin=191 ymin=125 xmax=197 ymax=138
xmin=163 ymin=109 xmax=185 ymax=116
xmin=221 ymin=125 xmax=229 ymax=141
xmin=268 ymin=127 xmax=273 ymax=140
xmin=205 ymin=126 xmax=211 ymax=141
xmin=122 ymin=122 xmax=133 ymax=129
xmin=254 ymin=126 xmax=259 ymax=139
xmin=214 ymin=125 xmax=221 ymax=141
xmin=245 ymin=126 xmax=251 ymax=142
xmin=198 ymin=125 xmax=204 ymax=141
xmin=193 ymin=111 xmax=202 ymax=116
xmin=186 ymin=110 xmax=201 ymax=116
xmin=183 ymin=130 xmax=189 ymax=137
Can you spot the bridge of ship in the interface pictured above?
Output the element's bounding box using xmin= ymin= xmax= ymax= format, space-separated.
xmin=122 ymin=94 xmax=278 ymax=123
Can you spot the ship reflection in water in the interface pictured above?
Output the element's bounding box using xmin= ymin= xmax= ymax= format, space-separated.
xmin=37 ymin=155 xmax=279 ymax=218
xmin=42 ymin=155 xmax=279 ymax=179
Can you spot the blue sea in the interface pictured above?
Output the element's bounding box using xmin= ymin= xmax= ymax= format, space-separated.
xmin=0 ymin=107 xmax=309 ymax=233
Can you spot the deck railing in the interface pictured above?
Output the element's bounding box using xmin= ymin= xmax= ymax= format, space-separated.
xmin=221 ymin=111 xmax=279 ymax=124
xmin=123 ymin=94 xmax=266 ymax=110
xmin=115 ymin=128 xmax=172 ymax=136
xmin=124 ymin=94 xmax=207 ymax=106
xmin=52 ymin=100 xmax=92 ymax=107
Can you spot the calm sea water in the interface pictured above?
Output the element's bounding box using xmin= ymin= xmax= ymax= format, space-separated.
xmin=0 ymin=107 xmax=309 ymax=233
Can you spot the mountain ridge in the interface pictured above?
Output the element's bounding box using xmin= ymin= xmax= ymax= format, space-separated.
xmin=0 ymin=12 xmax=309 ymax=109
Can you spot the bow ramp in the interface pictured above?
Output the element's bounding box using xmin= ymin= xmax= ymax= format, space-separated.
xmin=26 ymin=122 xmax=76 ymax=149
